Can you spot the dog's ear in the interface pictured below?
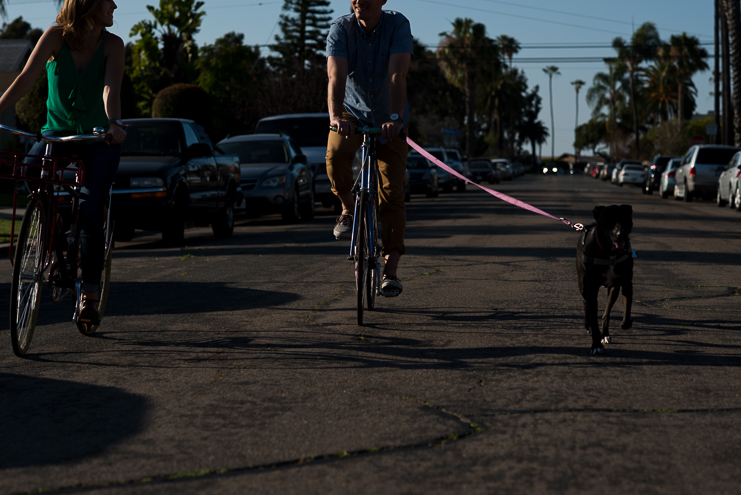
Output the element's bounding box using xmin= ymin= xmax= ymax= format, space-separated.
xmin=620 ymin=205 xmax=633 ymax=233
xmin=592 ymin=206 xmax=605 ymax=221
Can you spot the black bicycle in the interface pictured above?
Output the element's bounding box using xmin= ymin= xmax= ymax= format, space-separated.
xmin=0 ymin=123 xmax=113 ymax=356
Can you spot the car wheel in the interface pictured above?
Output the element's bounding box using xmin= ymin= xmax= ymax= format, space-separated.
xmin=212 ymin=194 xmax=235 ymax=238
xmin=299 ymin=186 xmax=315 ymax=220
xmin=660 ymin=183 xmax=669 ymax=199
xmin=734 ymin=186 xmax=741 ymax=211
xmin=162 ymin=189 xmax=187 ymax=245
xmin=716 ymin=187 xmax=728 ymax=207
xmin=683 ymin=181 xmax=693 ymax=202
xmin=673 ymin=183 xmax=682 ymax=201
xmin=281 ymin=187 xmax=300 ymax=223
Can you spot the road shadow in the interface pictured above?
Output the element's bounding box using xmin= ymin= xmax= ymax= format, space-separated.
xmin=0 ymin=373 xmax=148 ymax=469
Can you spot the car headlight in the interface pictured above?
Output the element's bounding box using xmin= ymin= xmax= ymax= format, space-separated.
xmin=131 ymin=177 xmax=164 ymax=188
xmin=262 ymin=175 xmax=287 ymax=188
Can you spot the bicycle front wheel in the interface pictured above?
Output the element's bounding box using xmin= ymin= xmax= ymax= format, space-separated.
xmin=10 ymin=198 xmax=46 ymax=356
xmin=355 ymin=192 xmax=367 ymax=326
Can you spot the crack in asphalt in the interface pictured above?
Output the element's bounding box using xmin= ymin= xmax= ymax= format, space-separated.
xmin=17 ymin=395 xmax=484 ymax=495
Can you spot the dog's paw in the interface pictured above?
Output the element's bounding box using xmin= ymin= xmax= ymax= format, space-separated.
xmin=602 ymin=336 xmax=611 ymax=345
xmin=621 ymin=319 xmax=633 ymax=330
xmin=590 ymin=346 xmax=605 ymax=356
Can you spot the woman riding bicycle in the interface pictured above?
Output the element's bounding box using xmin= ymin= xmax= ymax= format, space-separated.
xmin=0 ymin=0 xmax=126 ymax=325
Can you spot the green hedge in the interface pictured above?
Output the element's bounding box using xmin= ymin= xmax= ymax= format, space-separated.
xmin=152 ymin=83 xmax=212 ymax=131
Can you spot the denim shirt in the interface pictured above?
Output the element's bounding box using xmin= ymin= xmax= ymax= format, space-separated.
xmin=326 ymin=11 xmax=414 ymax=128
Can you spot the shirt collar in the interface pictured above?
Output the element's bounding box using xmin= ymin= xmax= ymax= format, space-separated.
xmin=356 ymin=11 xmax=384 ymax=40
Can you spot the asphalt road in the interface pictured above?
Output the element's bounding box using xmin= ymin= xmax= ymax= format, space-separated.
xmin=1 ymin=174 xmax=740 ymax=494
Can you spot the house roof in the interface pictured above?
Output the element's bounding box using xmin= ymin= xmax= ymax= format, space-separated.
xmin=0 ymin=39 xmax=32 ymax=72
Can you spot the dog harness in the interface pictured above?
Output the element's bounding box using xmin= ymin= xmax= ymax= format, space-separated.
xmin=581 ymin=228 xmax=632 ymax=267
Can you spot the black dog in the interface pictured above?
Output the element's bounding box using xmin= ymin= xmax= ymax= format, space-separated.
xmin=576 ymin=205 xmax=634 ymax=354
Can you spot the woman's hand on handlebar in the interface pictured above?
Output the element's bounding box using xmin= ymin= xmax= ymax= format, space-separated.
xmin=330 ymin=117 xmax=355 ymax=138
xmin=105 ymin=122 xmax=127 ymax=145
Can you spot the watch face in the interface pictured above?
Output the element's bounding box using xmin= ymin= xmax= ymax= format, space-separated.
xmin=390 ymin=113 xmax=400 ymax=121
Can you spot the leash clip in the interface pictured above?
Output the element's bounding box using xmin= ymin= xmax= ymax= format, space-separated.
xmin=573 ymin=223 xmax=584 ymax=231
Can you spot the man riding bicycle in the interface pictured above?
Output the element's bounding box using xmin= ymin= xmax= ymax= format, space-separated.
xmin=326 ymin=0 xmax=413 ymax=297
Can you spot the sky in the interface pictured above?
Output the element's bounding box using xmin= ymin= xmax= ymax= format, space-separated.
xmin=1 ymin=0 xmax=718 ymax=157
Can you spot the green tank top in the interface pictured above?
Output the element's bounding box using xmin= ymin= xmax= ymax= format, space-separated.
xmin=42 ymin=31 xmax=108 ymax=135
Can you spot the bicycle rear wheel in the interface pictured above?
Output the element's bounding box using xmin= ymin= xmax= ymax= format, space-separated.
xmin=10 ymin=198 xmax=46 ymax=357
xmin=77 ymin=206 xmax=113 ymax=336
xmin=355 ymin=192 xmax=368 ymax=326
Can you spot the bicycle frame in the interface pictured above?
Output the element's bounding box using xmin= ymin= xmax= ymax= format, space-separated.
xmin=349 ymin=132 xmax=381 ymax=272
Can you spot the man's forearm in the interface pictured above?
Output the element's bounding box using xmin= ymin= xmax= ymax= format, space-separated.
xmin=389 ymin=73 xmax=407 ymax=119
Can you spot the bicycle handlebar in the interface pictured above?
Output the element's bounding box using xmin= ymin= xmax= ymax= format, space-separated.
xmin=0 ymin=123 xmax=107 ymax=143
xmin=329 ymin=125 xmax=382 ymax=134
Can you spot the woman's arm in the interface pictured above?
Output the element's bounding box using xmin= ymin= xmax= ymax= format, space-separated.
xmin=102 ymin=33 xmax=126 ymax=144
xmin=0 ymin=27 xmax=61 ymax=115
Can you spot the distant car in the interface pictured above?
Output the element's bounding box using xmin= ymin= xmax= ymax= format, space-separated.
xmin=467 ymin=158 xmax=498 ymax=184
xmin=406 ymin=154 xmax=439 ymax=197
xmin=674 ymin=145 xmax=741 ymax=201
xmin=421 ymin=147 xmax=464 ymax=192
xmin=492 ymin=159 xmax=513 ymax=180
xmin=612 ymin=160 xmax=641 ymax=184
xmin=591 ymin=163 xmax=603 ymax=179
xmin=600 ymin=163 xmax=615 ymax=180
xmin=617 ymin=164 xmax=645 ymax=186
xmin=409 ymin=150 xmax=453 ymax=192
xmin=716 ymin=151 xmax=741 ymax=209
xmin=643 ymin=155 xmax=675 ymax=195
xmin=659 ymin=157 xmax=682 ymax=198
xmin=112 ymin=118 xmax=241 ymax=244
xmin=253 ymin=113 xmax=332 ymax=208
xmin=216 ymin=133 xmax=315 ymax=222
xmin=445 ymin=148 xmax=469 ymax=190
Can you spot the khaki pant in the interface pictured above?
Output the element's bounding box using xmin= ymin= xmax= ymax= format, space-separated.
xmin=326 ymin=112 xmax=408 ymax=256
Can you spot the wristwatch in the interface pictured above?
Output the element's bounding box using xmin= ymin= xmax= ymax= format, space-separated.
xmin=389 ymin=113 xmax=400 ymax=123
xmin=109 ymin=118 xmax=124 ymax=127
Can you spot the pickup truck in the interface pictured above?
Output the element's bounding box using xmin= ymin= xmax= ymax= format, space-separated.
xmin=112 ymin=118 xmax=242 ymax=244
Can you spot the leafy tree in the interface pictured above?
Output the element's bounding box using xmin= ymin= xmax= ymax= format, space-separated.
xmin=0 ymin=16 xmax=41 ymax=43
xmin=437 ymin=18 xmax=499 ymax=157
xmin=542 ymin=65 xmax=559 ymax=159
xmin=269 ymin=0 xmax=332 ymax=73
xmin=129 ymin=0 xmax=206 ymax=115
xmin=574 ymin=119 xmax=606 ymax=155
xmin=15 ymin=71 xmax=47 ymax=133
xmin=152 ymin=83 xmax=211 ymax=130
xmin=197 ymin=32 xmax=261 ymax=138
xmin=612 ymin=22 xmax=661 ymax=158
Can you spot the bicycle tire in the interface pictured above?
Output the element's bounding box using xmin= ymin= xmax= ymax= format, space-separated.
xmin=355 ymin=191 xmax=367 ymax=326
xmin=10 ymin=198 xmax=46 ymax=357
xmin=366 ymin=198 xmax=379 ymax=311
xmin=77 ymin=206 xmax=113 ymax=336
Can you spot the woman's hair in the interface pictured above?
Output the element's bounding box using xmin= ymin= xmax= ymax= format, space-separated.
xmin=55 ymin=0 xmax=105 ymax=50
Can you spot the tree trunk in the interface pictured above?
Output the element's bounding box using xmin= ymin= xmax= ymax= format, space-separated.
xmin=723 ymin=0 xmax=741 ymax=146
xmin=465 ymin=64 xmax=476 ymax=157
xmin=549 ymin=76 xmax=555 ymax=161
xmin=629 ymin=67 xmax=640 ymax=159
xmin=677 ymin=80 xmax=684 ymax=129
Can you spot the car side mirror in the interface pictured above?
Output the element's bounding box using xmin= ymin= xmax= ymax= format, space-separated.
xmin=186 ymin=143 xmax=212 ymax=158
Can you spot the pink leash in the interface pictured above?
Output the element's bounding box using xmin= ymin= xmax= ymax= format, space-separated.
xmin=406 ymin=137 xmax=584 ymax=232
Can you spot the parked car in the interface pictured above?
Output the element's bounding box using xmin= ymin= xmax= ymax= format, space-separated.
xmin=354 ymin=149 xmax=411 ymax=202
xmin=112 ymin=118 xmax=241 ymax=244
xmin=409 ymin=150 xmax=453 ymax=192
xmin=445 ymin=148 xmax=469 ymax=189
xmin=612 ymin=160 xmax=641 ymax=184
xmin=716 ymin=151 xmax=741 ymax=209
xmin=406 ymin=153 xmax=439 ymax=197
xmin=492 ymin=159 xmax=513 ymax=180
xmin=600 ymin=163 xmax=615 ymax=180
xmin=216 ymin=133 xmax=315 ymax=222
xmin=617 ymin=164 xmax=645 ymax=186
xmin=590 ymin=163 xmax=604 ymax=179
xmin=674 ymin=145 xmax=741 ymax=201
xmin=467 ymin=158 xmax=498 ymax=184
xmin=643 ymin=155 xmax=675 ymax=195
xmin=659 ymin=157 xmax=682 ymax=199
xmin=253 ymin=113 xmax=331 ymax=208
xmin=421 ymin=147 xmax=464 ymax=191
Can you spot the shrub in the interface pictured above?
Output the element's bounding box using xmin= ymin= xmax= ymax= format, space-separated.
xmin=152 ymin=83 xmax=211 ymax=130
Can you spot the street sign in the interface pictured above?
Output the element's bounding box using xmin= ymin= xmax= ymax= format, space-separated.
xmin=690 ymin=135 xmax=706 ymax=146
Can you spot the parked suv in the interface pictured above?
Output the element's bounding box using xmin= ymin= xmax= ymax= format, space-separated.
xmin=421 ymin=147 xmax=465 ymax=192
xmin=674 ymin=145 xmax=740 ymax=201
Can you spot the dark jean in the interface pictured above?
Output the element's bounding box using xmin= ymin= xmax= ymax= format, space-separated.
xmin=24 ymin=132 xmax=120 ymax=292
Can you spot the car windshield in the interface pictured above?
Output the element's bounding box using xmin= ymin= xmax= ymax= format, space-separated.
xmin=120 ymin=122 xmax=183 ymax=156
xmin=468 ymin=160 xmax=491 ymax=170
xmin=696 ymin=148 xmax=739 ymax=165
xmin=446 ymin=149 xmax=462 ymax=161
xmin=406 ymin=156 xmax=429 ymax=170
xmin=219 ymin=141 xmax=288 ymax=164
xmin=254 ymin=117 xmax=328 ymax=148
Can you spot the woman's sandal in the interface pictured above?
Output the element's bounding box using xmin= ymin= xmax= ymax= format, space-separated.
xmin=77 ymin=294 xmax=101 ymax=326
xmin=380 ymin=275 xmax=403 ymax=297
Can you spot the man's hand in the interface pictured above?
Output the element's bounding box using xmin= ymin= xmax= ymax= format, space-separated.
xmin=381 ymin=119 xmax=403 ymax=141
xmin=331 ymin=117 xmax=355 ymax=138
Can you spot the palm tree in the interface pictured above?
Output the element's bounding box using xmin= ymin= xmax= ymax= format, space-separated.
xmin=438 ymin=18 xmax=497 ymax=157
xmin=722 ymin=0 xmax=741 ymax=146
xmin=612 ymin=22 xmax=661 ymax=158
xmin=645 ymin=54 xmax=678 ymax=123
xmin=497 ymin=34 xmax=520 ymax=71
xmin=571 ymin=79 xmax=585 ymax=156
xmin=666 ymin=33 xmax=708 ymax=127
xmin=543 ymin=65 xmax=560 ymax=161
xmin=586 ymin=60 xmax=628 ymax=159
